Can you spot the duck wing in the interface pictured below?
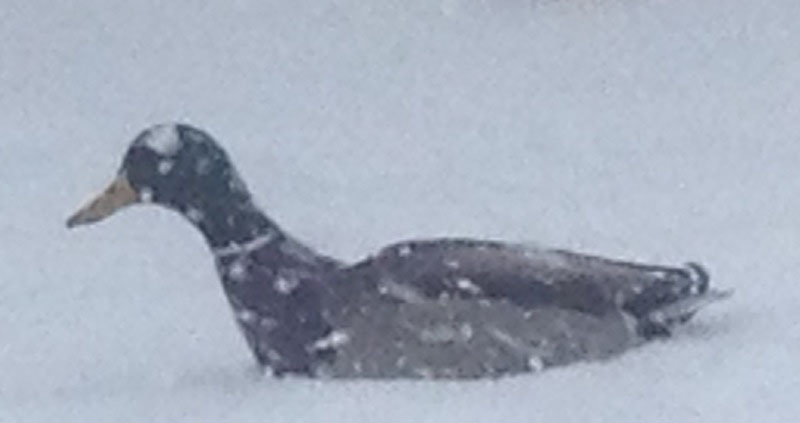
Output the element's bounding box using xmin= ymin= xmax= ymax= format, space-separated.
xmin=345 ymin=238 xmax=713 ymax=332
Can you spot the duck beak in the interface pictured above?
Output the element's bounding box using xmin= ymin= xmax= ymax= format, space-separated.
xmin=66 ymin=174 xmax=139 ymax=228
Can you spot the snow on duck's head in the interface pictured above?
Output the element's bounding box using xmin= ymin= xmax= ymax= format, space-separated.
xmin=67 ymin=123 xmax=251 ymax=228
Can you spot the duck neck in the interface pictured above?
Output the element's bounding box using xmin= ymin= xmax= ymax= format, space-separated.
xmin=185 ymin=193 xmax=335 ymax=269
xmin=190 ymin=195 xmax=283 ymax=251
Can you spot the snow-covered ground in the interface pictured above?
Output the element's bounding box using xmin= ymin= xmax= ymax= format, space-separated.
xmin=1 ymin=0 xmax=799 ymax=421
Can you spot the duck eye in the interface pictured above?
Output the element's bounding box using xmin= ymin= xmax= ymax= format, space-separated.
xmin=122 ymin=147 xmax=162 ymax=187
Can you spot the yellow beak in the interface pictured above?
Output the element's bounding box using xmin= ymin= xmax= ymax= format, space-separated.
xmin=66 ymin=174 xmax=139 ymax=228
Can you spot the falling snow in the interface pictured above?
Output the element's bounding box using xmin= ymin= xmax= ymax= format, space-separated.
xmin=236 ymin=309 xmax=258 ymax=324
xmin=312 ymin=330 xmax=351 ymax=350
xmin=195 ymin=157 xmax=212 ymax=175
xmin=185 ymin=207 xmax=204 ymax=223
xmin=444 ymin=259 xmax=461 ymax=269
xmin=397 ymin=244 xmax=413 ymax=257
xmin=273 ymin=276 xmax=299 ymax=294
xmin=157 ymin=159 xmax=174 ymax=175
xmin=528 ymin=356 xmax=545 ymax=372
xmin=139 ymin=187 xmax=154 ymax=203
xmin=378 ymin=279 xmax=426 ymax=303
xmin=226 ymin=261 xmax=247 ymax=282
xmin=455 ymin=277 xmax=482 ymax=294
xmin=142 ymin=124 xmax=182 ymax=156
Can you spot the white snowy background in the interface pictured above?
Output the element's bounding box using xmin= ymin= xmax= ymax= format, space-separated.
xmin=1 ymin=0 xmax=798 ymax=421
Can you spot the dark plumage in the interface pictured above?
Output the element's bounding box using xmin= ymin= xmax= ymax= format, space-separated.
xmin=67 ymin=123 xmax=730 ymax=379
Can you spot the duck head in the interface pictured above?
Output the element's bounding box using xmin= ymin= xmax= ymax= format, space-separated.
xmin=67 ymin=123 xmax=269 ymax=247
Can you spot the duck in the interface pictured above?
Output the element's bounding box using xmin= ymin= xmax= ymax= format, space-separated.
xmin=66 ymin=123 xmax=730 ymax=379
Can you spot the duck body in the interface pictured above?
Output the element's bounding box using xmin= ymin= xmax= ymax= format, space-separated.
xmin=215 ymin=235 xmax=713 ymax=378
xmin=67 ymin=123 xmax=729 ymax=379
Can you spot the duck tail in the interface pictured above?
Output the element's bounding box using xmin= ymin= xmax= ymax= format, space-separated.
xmin=684 ymin=261 xmax=710 ymax=295
xmin=646 ymin=262 xmax=733 ymax=334
xmin=632 ymin=262 xmax=731 ymax=339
